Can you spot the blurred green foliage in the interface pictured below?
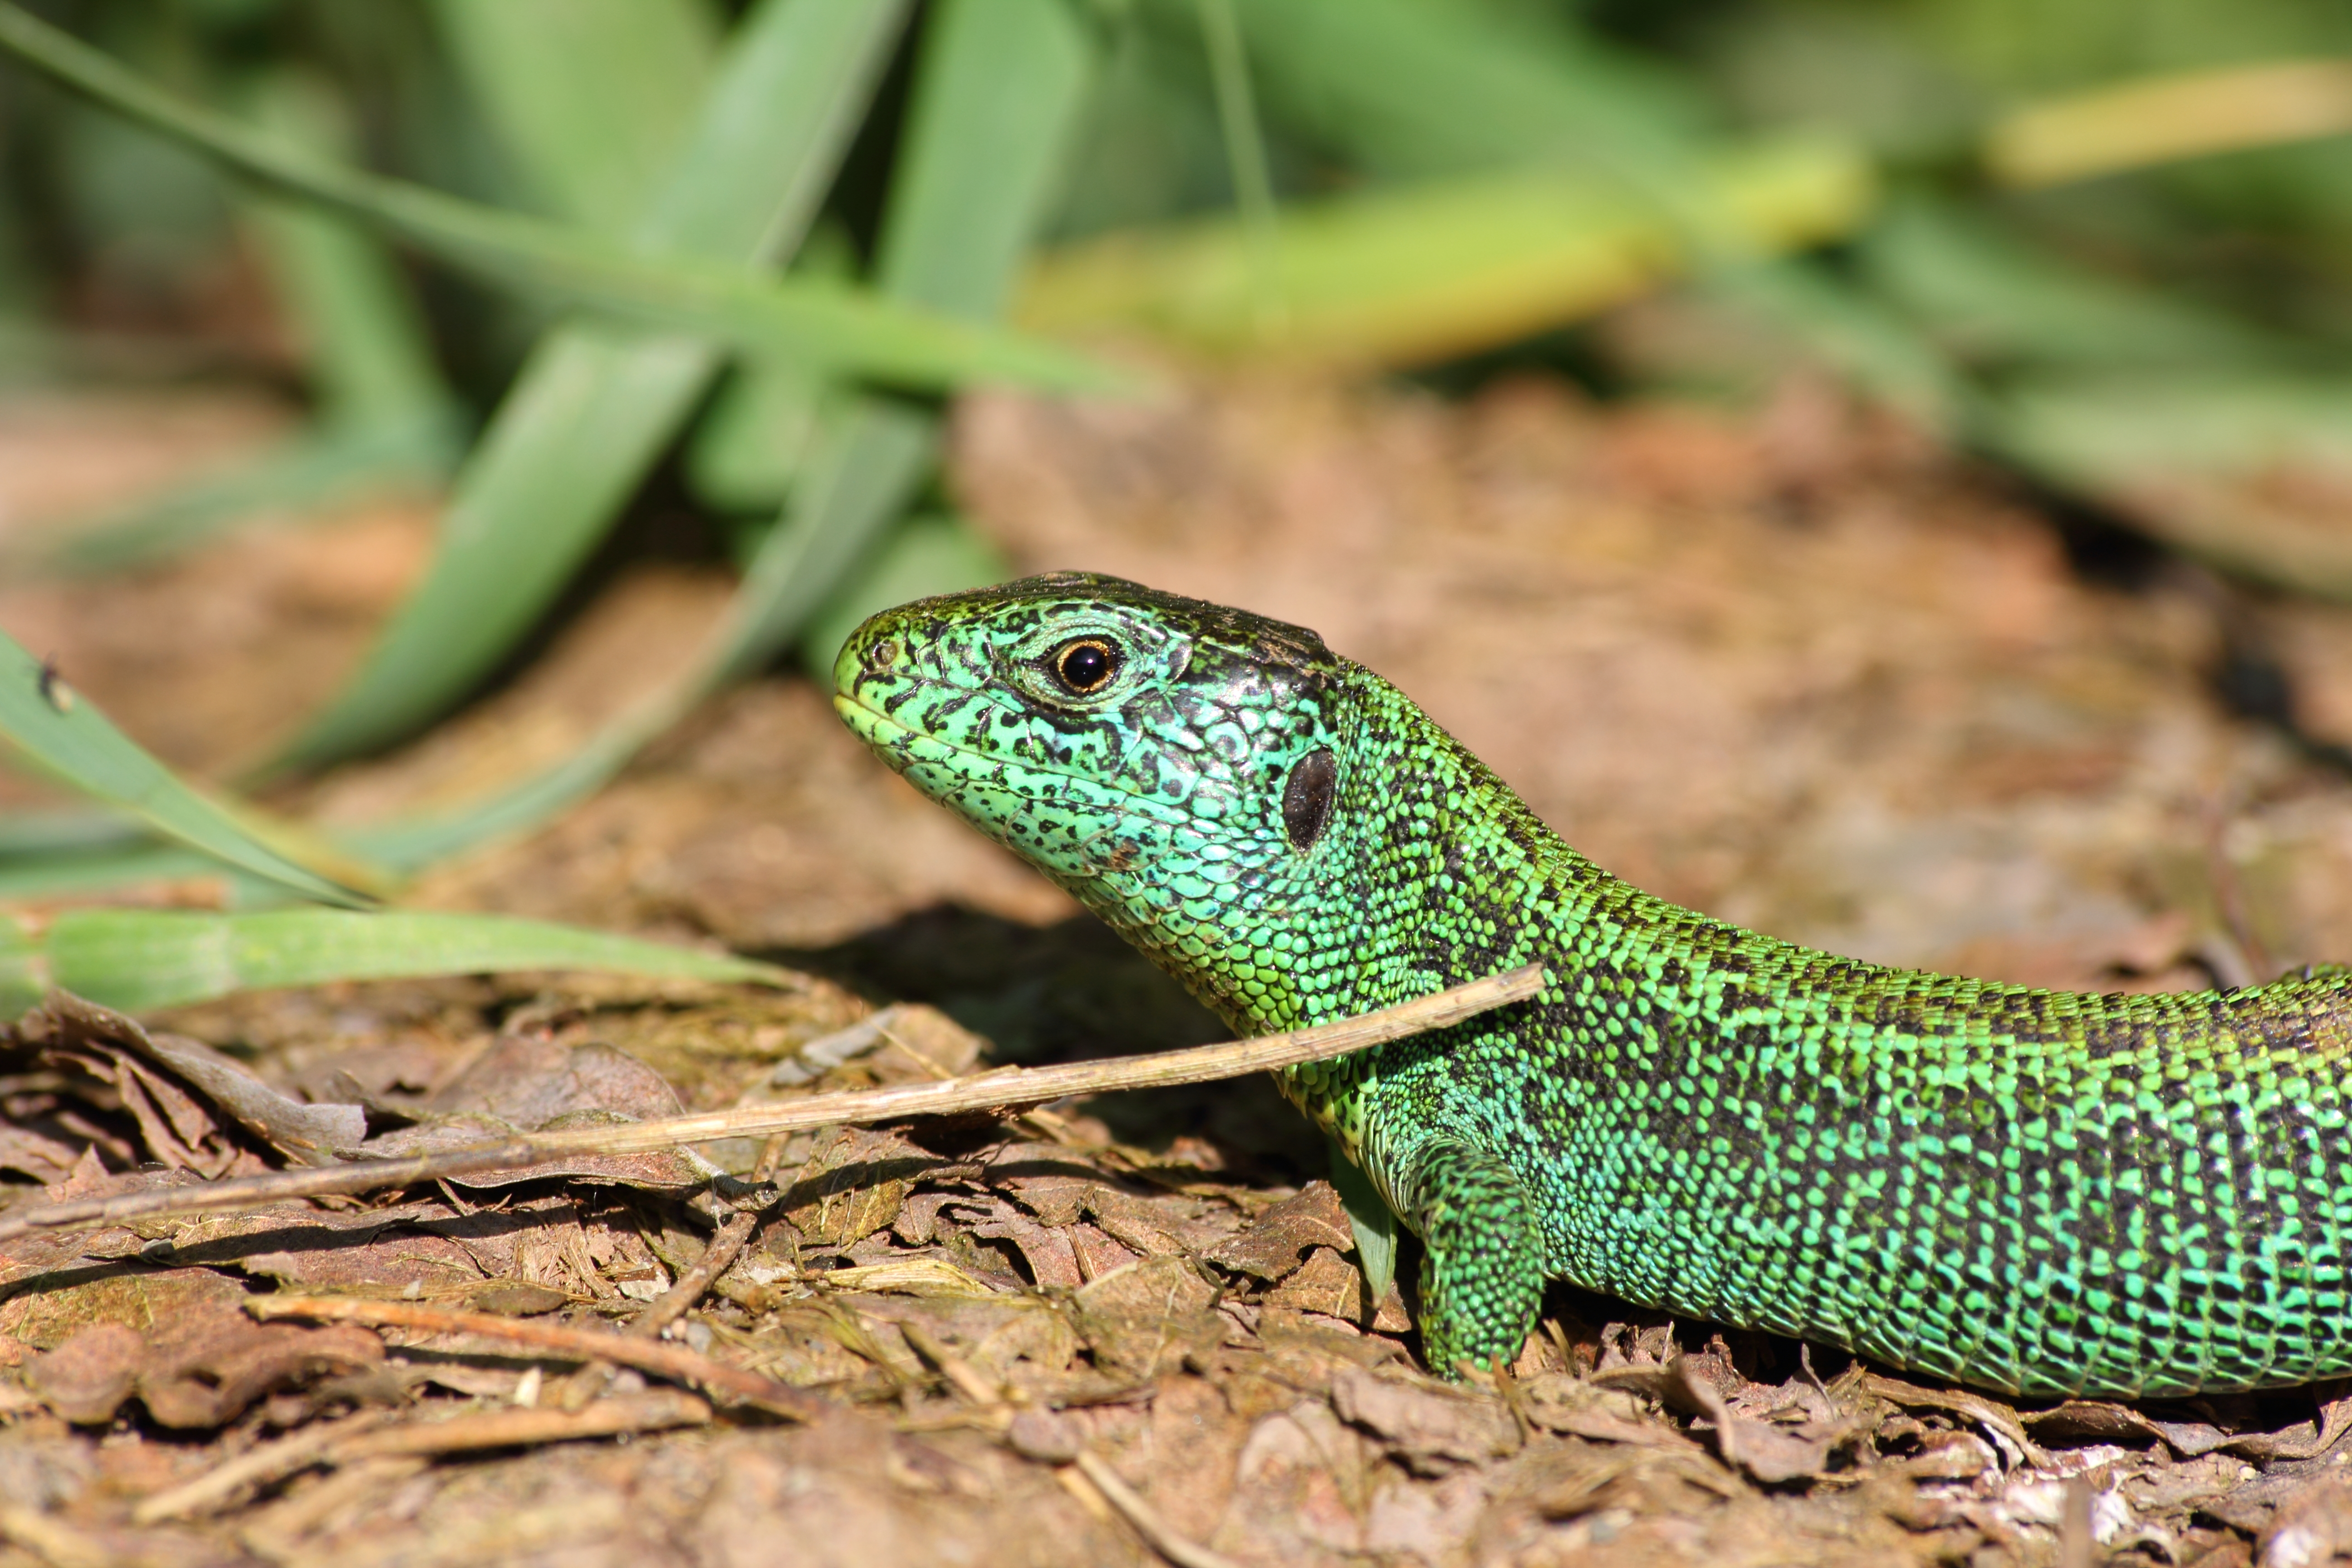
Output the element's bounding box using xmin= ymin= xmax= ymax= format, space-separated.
xmin=0 ymin=0 xmax=2348 ymax=995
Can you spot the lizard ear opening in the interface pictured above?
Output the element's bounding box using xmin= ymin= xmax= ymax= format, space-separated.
xmin=1283 ymin=749 xmax=1338 ymax=850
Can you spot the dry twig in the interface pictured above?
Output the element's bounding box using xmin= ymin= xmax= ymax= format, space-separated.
xmin=0 ymin=1504 xmax=113 ymax=1568
xmin=560 ymin=1193 xmax=769 ymax=1410
xmin=1072 ymin=1450 xmax=1245 ymax=1568
xmin=0 ymin=965 xmax=1543 ymax=1244
xmin=246 ymin=1295 xmax=824 ymax=1419
xmin=129 ymin=1393 xmax=705 ymax=1525
xmin=329 ymin=1389 xmax=710 ymax=1456
xmin=132 ymin=1411 xmax=390 ymax=1524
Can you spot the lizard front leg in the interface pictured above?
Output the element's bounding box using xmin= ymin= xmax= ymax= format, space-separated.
xmin=1398 ymin=1137 xmax=1546 ymax=1378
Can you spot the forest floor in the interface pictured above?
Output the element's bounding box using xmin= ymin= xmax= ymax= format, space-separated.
xmin=5 ymin=367 xmax=2352 ymax=1566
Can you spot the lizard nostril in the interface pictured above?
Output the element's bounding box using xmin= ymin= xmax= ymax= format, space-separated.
xmin=865 ymin=637 xmax=901 ymax=672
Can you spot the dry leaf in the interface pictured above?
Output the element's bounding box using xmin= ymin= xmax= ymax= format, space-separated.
xmin=1073 ymin=1256 xmax=1224 ymax=1379
xmin=784 ymin=1127 xmax=931 ymax=1248
xmin=1330 ymin=1365 xmax=1517 ymax=1474
xmin=24 ymin=1294 xmax=385 ymax=1427
xmin=1664 ymin=1356 xmax=1857 ymax=1485
xmin=1205 ymin=1182 xmax=1355 ymax=1281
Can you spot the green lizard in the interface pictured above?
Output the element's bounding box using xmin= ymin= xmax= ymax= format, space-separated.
xmin=832 ymin=572 xmax=2352 ymax=1398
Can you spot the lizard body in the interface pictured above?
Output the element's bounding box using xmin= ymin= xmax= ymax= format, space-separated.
xmin=833 ymin=573 xmax=2352 ymax=1396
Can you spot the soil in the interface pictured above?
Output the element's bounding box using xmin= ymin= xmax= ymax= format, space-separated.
xmin=5 ymin=368 xmax=2352 ymax=1566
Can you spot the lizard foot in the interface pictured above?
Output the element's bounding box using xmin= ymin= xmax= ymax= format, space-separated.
xmin=1406 ymin=1138 xmax=1545 ymax=1380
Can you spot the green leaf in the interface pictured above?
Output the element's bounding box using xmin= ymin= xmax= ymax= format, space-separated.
xmin=716 ymin=0 xmax=1098 ymax=679
xmin=0 ymin=915 xmax=38 ymax=1019
xmin=240 ymin=69 xmax=456 ymax=438
xmin=338 ymin=715 xmax=664 ymax=872
xmin=273 ymin=0 xmax=914 ymax=770
xmin=275 ymin=332 xmax=719 ymax=772
xmin=686 ymin=357 xmax=829 ymax=517
xmin=18 ymin=907 xmax=799 ymax=1015
xmin=1992 ymin=369 xmax=2352 ymax=599
xmin=876 ymin=0 xmax=1097 ymax=317
xmin=719 ymin=399 xmax=941 ymax=684
xmin=331 ymin=403 xmax=933 ymax=872
xmin=1171 ymin=0 xmax=1964 ymax=420
xmin=0 ymin=808 xmax=146 ymax=860
xmin=1985 ymin=58 xmax=2352 ymax=190
xmin=1325 ymin=1133 xmax=1399 ymax=1299
xmin=685 ymin=225 xmax=858 ymax=518
xmin=0 ymin=845 xmax=232 ymax=907
xmin=428 ymin=0 xmax=720 ymax=229
xmin=0 ymin=628 xmax=368 ymax=907
xmin=322 ymin=0 xmax=1101 ymax=868
xmin=1698 ymin=254 xmax=1974 ymax=437
xmin=1206 ymin=0 xmax=1707 ymax=183
xmin=0 ymin=3 xmax=1116 ymax=394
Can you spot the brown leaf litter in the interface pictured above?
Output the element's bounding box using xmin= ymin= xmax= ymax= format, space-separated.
xmin=10 ymin=982 xmax=2352 ymax=1568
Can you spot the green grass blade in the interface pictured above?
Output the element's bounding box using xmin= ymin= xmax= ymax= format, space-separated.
xmin=1178 ymin=0 xmax=1957 ymax=417
xmin=1860 ymin=194 xmax=2303 ymax=372
xmin=1326 ymin=1133 xmax=1399 ymax=1299
xmin=1192 ymin=0 xmax=1283 ymax=327
xmin=338 ymin=716 xmax=659 ymax=871
xmin=1022 ymin=144 xmax=1870 ymax=368
xmin=330 ymin=404 xmax=933 ymax=871
xmin=35 ymin=908 xmax=799 ymax=1014
xmin=876 ymin=0 xmax=1097 ymax=315
xmin=716 ymin=400 xmax=941 ymax=684
xmin=429 ymin=0 xmax=718 ymax=229
xmin=1986 ymin=58 xmax=2352 ymax=190
xmin=0 ymin=916 xmax=39 ymax=1019
xmin=1991 ymin=370 xmax=2352 ymax=599
xmin=0 ymin=808 xmax=146 ymax=859
xmin=684 ymin=225 xmax=856 ymax=517
xmin=0 ymin=846 xmax=230 ymax=906
xmin=1699 ymin=254 xmax=1973 ymax=437
xmin=275 ymin=332 xmax=716 ymax=771
xmin=273 ymin=0 xmax=913 ymax=771
xmin=241 ymin=69 xmax=456 ymax=438
xmin=0 ymin=629 xmax=367 ymax=906
xmin=712 ymin=0 xmax=1098 ymax=681
xmin=708 ymin=0 xmax=1099 ymax=678
xmin=685 ymin=356 xmax=828 ymax=515
xmin=319 ymin=0 xmax=1099 ymax=868
xmin=329 ymin=404 xmax=940 ymax=871
xmin=0 ymin=3 xmax=1114 ymax=393
xmin=1210 ymin=0 xmax=1706 ymax=183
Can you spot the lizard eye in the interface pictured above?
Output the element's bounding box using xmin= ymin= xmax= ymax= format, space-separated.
xmin=1049 ymin=637 xmax=1119 ymax=695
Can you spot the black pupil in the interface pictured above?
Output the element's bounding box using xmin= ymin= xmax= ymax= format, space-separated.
xmin=1058 ymin=642 xmax=1112 ymax=691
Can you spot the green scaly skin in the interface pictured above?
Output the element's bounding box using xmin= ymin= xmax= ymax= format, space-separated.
xmin=832 ymin=573 xmax=2352 ymax=1398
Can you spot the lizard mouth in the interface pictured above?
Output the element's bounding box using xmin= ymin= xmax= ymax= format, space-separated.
xmin=831 ymin=691 xmax=1204 ymax=835
xmin=830 ymin=689 xmax=915 ymax=755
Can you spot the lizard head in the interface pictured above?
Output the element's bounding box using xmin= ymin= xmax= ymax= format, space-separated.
xmin=831 ymin=572 xmax=1353 ymax=1018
